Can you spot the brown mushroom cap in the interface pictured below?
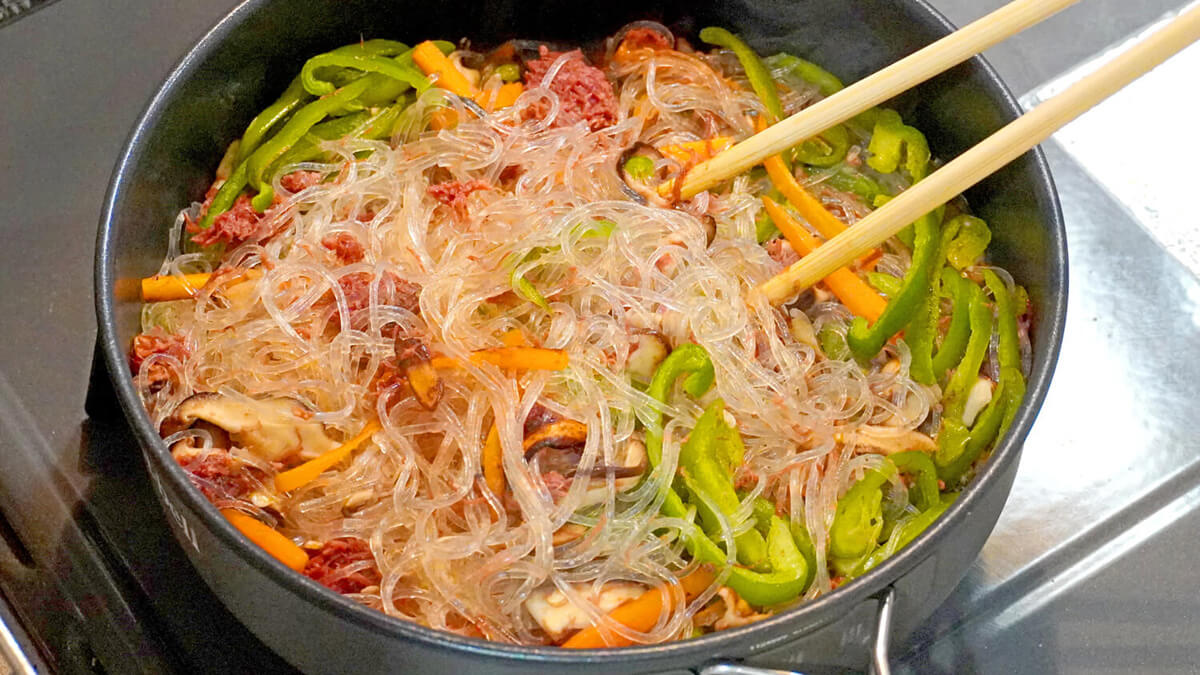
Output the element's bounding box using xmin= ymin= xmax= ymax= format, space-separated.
xmin=161 ymin=393 xmax=340 ymax=463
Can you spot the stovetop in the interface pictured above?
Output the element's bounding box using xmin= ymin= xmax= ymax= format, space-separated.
xmin=1 ymin=1 xmax=1198 ymax=673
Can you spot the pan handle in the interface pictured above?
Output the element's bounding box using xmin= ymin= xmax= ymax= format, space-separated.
xmin=698 ymin=586 xmax=896 ymax=675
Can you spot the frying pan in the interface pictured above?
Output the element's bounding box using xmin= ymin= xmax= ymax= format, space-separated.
xmin=95 ymin=0 xmax=1066 ymax=672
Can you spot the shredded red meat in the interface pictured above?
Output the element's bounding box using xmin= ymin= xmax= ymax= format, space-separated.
xmin=304 ymin=537 xmax=381 ymax=594
xmin=766 ymin=238 xmax=800 ymax=267
xmin=427 ymin=179 xmax=490 ymax=217
xmin=620 ymin=28 xmax=674 ymax=51
xmin=188 ymin=171 xmax=320 ymax=248
xmin=129 ymin=328 xmax=189 ymax=390
xmin=334 ymin=271 xmax=421 ymax=316
xmin=188 ymin=193 xmax=264 ymax=247
xmin=280 ymin=170 xmax=323 ymax=193
xmin=176 ymin=449 xmax=259 ymax=503
xmin=523 ymin=47 xmax=618 ymax=131
xmin=321 ymin=232 xmax=366 ymax=265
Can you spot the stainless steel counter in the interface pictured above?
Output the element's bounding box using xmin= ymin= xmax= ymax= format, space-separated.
xmin=1 ymin=1 xmax=1197 ymax=672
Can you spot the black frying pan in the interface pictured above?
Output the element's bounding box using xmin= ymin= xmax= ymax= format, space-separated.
xmin=95 ymin=1 xmax=1066 ymax=672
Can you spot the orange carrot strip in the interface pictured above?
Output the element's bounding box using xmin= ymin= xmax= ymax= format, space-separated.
xmin=658 ymin=136 xmax=734 ymax=165
xmin=500 ymin=328 xmax=529 ymax=347
xmin=762 ymin=154 xmax=852 ymax=242
xmin=470 ymin=347 xmax=568 ymax=371
xmin=474 ymin=82 xmax=524 ymax=111
xmin=412 ymin=41 xmax=477 ymax=98
xmin=429 ymin=108 xmax=459 ymax=130
xmin=562 ymin=567 xmax=715 ymax=648
xmin=141 ymin=272 xmax=212 ymax=301
xmin=274 ymin=420 xmax=382 ymax=493
xmin=762 ymin=196 xmax=886 ymax=323
xmin=482 ymin=423 xmax=505 ymax=495
xmin=221 ymin=509 xmax=309 ymax=572
xmin=431 ymin=356 xmax=463 ymax=370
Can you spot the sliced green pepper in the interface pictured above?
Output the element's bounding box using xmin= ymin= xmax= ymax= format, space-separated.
xmin=984 ymin=270 xmax=1027 ymax=440
xmin=866 ymin=109 xmax=931 ymax=182
xmin=795 ymin=123 xmax=851 ymax=167
xmin=931 ymin=269 xmax=973 ymax=382
xmin=766 ymin=53 xmax=844 ymax=97
xmin=699 ymin=27 xmax=784 ymax=123
xmin=237 ymin=76 xmax=311 ymax=163
xmin=643 ymin=346 xmax=807 ymax=606
xmin=679 ymin=401 xmax=767 ymax=566
xmin=941 ymin=281 xmax=993 ymax=421
xmin=846 ymin=208 xmax=941 ymax=361
xmin=943 ymin=215 xmax=992 ymax=270
xmin=905 ymin=280 xmax=940 ymax=386
xmin=889 ymin=451 xmax=939 ymax=511
xmin=826 ymin=167 xmax=886 ymax=204
xmin=829 ymin=464 xmax=896 ymax=565
xmin=243 ymin=75 xmax=382 ymax=211
xmin=851 ymin=493 xmax=955 ymax=577
xmin=934 ymin=281 xmax=995 ymax=483
xmin=867 ymin=272 xmax=902 ymax=298
xmin=301 ymin=51 xmax=428 ymax=98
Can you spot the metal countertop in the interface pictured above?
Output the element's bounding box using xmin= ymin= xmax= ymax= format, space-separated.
xmin=1 ymin=1 xmax=1198 ymax=672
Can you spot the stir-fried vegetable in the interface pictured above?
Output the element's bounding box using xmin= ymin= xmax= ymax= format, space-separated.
xmin=221 ymin=509 xmax=309 ymax=572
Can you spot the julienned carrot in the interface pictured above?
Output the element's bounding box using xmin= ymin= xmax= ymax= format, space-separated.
xmin=658 ymin=136 xmax=734 ymax=165
xmin=141 ymin=272 xmax=213 ymax=301
xmin=141 ymin=269 xmax=262 ymax=302
xmin=221 ymin=509 xmax=309 ymax=572
xmin=482 ymin=423 xmax=505 ymax=495
xmin=413 ymin=41 xmax=477 ymax=98
xmin=762 ymin=197 xmax=886 ymax=323
xmin=474 ymin=82 xmax=524 ymax=110
xmin=762 ymin=154 xmax=852 ymax=242
xmin=431 ymin=356 xmax=463 ymax=370
xmin=274 ymin=420 xmax=382 ymax=492
xmin=470 ymin=346 xmax=568 ymax=371
xmin=561 ymin=567 xmax=716 ymax=648
xmin=500 ymin=328 xmax=529 ymax=347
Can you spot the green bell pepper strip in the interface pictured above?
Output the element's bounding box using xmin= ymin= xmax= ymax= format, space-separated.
xmin=645 ymin=344 xmax=716 ymax=466
xmin=267 ymin=102 xmax=404 ymax=176
xmin=244 ymin=75 xmax=380 ymax=211
xmin=679 ymin=400 xmax=767 ymax=566
xmin=866 ymin=109 xmax=931 ymax=182
xmin=826 ymin=167 xmax=886 ymax=204
xmin=850 ymin=493 xmax=955 ymax=577
xmin=750 ymin=497 xmax=817 ymax=592
xmin=642 ymin=346 xmax=807 ymax=606
xmin=867 ymin=272 xmax=902 ymax=298
xmin=795 ymin=123 xmax=851 ymax=167
xmin=846 ymin=209 xmax=941 ymax=361
xmin=766 ymin=53 xmax=844 ymax=97
xmin=934 ymin=281 xmax=996 ymax=483
xmin=941 ymin=280 xmax=993 ymax=420
xmin=237 ymin=76 xmax=312 ymax=163
xmin=197 ymin=162 xmax=250 ymax=230
xmin=300 ymin=51 xmax=429 ymax=98
xmin=699 ymin=27 xmax=784 ymax=123
xmin=931 ymin=269 xmax=973 ymax=382
xmin=983 ymin=269 xmax=1028 ymax=440
xmin=888 ymin=451 xmax=939 ymax=511
xmin=905 ymin=279 xmax=940 ymax=386
xmin=943 ymin=215 xmax=992 ymax=270
xmin=829 ymin=464 xmax=897 ymax=562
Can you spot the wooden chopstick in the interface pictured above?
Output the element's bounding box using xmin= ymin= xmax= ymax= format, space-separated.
xmin=759 ymin=2 xmax=1200 ymax=304
xmin=675 ymin=0 xmax=1081 ymax=199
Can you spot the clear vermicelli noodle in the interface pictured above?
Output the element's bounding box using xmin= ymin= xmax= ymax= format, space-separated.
xmin=130 ymin=25 xmax=1031 ymax=647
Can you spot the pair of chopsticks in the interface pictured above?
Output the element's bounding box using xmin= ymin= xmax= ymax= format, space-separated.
xmin=678 ymin=0 xmax=1200 ymax=303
